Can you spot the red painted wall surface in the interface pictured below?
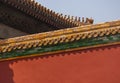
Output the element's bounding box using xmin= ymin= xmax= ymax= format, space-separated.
xmin=0 ymin=44 xmax=120 ymax=83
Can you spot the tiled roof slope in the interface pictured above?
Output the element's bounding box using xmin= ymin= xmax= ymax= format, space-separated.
xmin=0 ymin=20 xmax=120 ymax=52
xmin=0 ymin=20 xmax=120 ymax=61
xmin=0 ymin=0 xmax=93 ymax=28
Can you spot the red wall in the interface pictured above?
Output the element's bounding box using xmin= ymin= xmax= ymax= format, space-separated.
xmin=0 ymin=44 xmax=120 ymax=83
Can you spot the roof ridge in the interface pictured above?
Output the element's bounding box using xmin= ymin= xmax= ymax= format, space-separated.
xmin=0 ymin=0 xmax=93 ymax=28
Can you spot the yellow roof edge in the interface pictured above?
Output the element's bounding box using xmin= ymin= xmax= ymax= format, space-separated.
xmin=0 ymin=20 xmax=120 ymax=45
